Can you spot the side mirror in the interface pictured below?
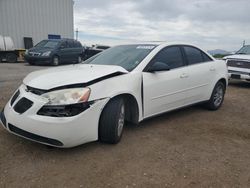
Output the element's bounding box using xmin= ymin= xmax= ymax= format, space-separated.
xmin=148 ymin=62 xmax=170 ymax=72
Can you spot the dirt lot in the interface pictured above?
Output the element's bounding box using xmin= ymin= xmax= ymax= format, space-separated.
xmin=0 ymin=63 xmax=250 ymax=188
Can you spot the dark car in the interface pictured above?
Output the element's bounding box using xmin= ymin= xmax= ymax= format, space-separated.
xmin=24 ymin=39 xmax=83 ymax=66
xmin=83 ymin=45 xmax=110 ymax=60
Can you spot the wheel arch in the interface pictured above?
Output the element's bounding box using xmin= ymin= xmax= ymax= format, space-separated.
xmin=53 ymin=54 xmax=60 ymax=59
xmin=100 ymin=93 xmax=140 ymax=125
xmin=217 ymin=78 xmax=227 ymax=90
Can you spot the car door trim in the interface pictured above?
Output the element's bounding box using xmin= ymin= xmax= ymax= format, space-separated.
xmin=151 ymin=83 xmax=209 ymax=100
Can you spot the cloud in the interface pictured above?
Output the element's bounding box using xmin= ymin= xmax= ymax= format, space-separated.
xmin=74 ymin=0 xmax=250 ymax=51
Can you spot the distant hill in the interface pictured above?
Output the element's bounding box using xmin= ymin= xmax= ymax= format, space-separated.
xmin=207 ymin=49 xmax=231 ymax=56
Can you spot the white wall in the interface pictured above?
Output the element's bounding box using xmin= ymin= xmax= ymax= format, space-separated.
xmin=0 ymin=0 xmax=74 ymax=49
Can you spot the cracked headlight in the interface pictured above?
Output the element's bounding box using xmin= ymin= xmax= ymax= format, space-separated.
xmin=41 ymin=88 xmax=91 ymax=106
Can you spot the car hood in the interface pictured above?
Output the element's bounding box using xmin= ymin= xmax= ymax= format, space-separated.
xmin=23 ymin=64 xmax=128 ymax=90
xmin=223 ymin=54 xmax=250 ymax=61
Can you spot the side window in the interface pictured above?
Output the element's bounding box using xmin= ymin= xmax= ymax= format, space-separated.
xmin=60 ymin=41 xmax=67 ymax=49
xmin=73 ymin=41 xmax=78 ymax=48
xmin=150 ymin=46 xmax=185 ymax=70
xmin=77 ymin=42 xmax=82 ymax=47
xmin=68 ymin=41 xmax=74 ymax=48
xmin=201 ymin=52 xmax=213 ymax=62
xmin=184 ymin=46 xmax=203 ymax=65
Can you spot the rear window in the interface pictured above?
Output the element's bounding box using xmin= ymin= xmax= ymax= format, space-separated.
xmin=68 ymin=41 xmax=74 ymax=48
xmin=75 ymin=41 xmax=82 ymax=47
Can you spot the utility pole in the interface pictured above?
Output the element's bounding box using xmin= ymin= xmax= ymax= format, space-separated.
xmin=75 ymin=28 xmax=79 ymax=41
xmin=243 ymin=40 xmax=245 ymax=47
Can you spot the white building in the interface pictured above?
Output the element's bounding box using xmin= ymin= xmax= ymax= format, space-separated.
xmin=0 ymin=0 xmax=74 ymax=49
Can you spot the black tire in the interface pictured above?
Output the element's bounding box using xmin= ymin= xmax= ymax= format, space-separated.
xmin=99 ymin=97 xmax=125 ymax=144
xmin=205 ymin=81 xmax=225 ymax=110
xmin=28 ymin=61 xmax=35 ymax=65
xmin=52 ymin=56 xmax=59 ymax=66
xmin=77 ymin=55 xmax=82 ymax=63
xmin=6 ymin=53 xmax=17 ymax=63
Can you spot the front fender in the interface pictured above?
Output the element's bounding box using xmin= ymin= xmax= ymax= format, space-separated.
xmin=88 ymin=72 xmax=143 ymax=121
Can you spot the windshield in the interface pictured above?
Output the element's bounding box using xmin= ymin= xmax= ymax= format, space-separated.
xmin=84 ymin=45 xmax=156 ymax=71
xmin=35 ymin=40 xmax=59 ymax=48
xmin=236 ymin=45 xmax=250 ymax=54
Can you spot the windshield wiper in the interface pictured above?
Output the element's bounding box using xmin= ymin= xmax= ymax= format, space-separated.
xmin=237 ymin=52 xmax=246 ymax=54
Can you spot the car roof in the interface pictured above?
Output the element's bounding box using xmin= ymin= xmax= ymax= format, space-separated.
xmin=44 ymin=38 xmax=78 ymax=42
xmin=118 ymin=41 xmax=202 ymax=47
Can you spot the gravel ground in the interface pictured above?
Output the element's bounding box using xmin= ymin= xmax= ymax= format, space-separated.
xmin=0 ymin=63 xmax=250 ymax=188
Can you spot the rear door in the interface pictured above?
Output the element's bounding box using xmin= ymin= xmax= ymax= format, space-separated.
xmin=67 ymin=40 xmax=76 ymax=62
xmin=58 ymin=41 xmax=71 ymax=63
xmin=72 ymin=41 xmax=82 ymax=62
xmin=181 ymin=45 xmax=216 ymax=103
xmin=142 ymin=46 xmax=189 ymax=118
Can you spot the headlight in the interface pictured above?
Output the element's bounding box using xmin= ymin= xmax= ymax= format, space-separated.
xmin=41 ymin=51 xmax=51 ymax=56
xmin=41 ymin=88 xmax=91 ymax=106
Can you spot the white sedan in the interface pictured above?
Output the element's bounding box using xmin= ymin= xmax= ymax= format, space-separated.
xmin=0 ymin=43 xmax=228 ymax=148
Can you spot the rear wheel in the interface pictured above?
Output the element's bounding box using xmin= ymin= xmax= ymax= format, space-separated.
xmin=6 ymin=53 xmax=17 ymax=63
xmin=205 ymin=81 xmax=225 ymax=110
xmin=99 ymin=98 xmax=125 ymax=144
xmin=52 ymin=56 xmax=59 ymax=66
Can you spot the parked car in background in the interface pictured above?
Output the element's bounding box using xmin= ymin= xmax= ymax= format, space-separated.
xmin=24 ymin=39 xmax=83 ymax=66
xmin=1 ymin=43 xmax=228 ymax=148
xmin=223 ymin=45 xmax=250 ymax=82
xmin=83 ymin=45 xmax=110 ymax=60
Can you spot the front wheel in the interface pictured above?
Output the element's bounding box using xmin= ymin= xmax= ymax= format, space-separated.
xmin=99 ymin=98 xmax=125 ymax=144
xmin=6 ymin=53 xmax=17 ymax=63
xmin=77 ymin=56 xmax=82 ymax=63
xmin=205 ymin=81 xmax=225 ymax=110
xmin=52 ymin=56 xmax=59 ymax=66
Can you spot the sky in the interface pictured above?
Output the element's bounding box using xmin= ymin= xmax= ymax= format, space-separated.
xmin=74 ymin=0 xmax=250 ymax=51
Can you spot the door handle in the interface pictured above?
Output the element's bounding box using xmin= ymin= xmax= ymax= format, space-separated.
xmin=210 ymin=67 xmax=216 ymax=71
xmin=180 ymin=73 xmax=189 ymax=78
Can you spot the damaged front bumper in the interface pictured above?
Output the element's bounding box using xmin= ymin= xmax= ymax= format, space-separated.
xmin=0 ymin=84 xmax=109 ymax=148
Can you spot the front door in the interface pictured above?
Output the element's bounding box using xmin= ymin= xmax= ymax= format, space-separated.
xmin=142 ymin=46 xmax=189 ymax=118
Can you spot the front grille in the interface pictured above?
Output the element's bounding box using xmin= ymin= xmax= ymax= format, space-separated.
xmin=228 ymin=70 xmax=250 ymax=75
xmin=0 ymin=110 xmax=6 ymax=128
xmin=14 ymin=97 xmax=33 ymax=114
xmin=10 ymin=90 xmax=20 ymax=106
xmin=227 ymin=60 xmax=250 ymax=69
xmin=8 ymin=124 xmax=63 ymax=146
xmin=26 ymin=86 xmax=47 ymax=95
